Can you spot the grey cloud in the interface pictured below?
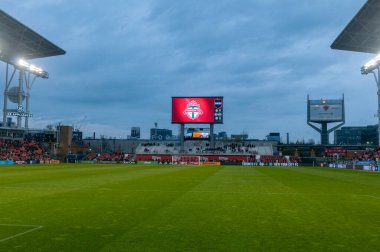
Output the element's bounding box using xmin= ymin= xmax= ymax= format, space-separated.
xmin=0 ymin=0 xmax=371 ymax=141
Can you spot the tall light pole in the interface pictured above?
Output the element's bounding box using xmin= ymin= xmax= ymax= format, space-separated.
xmin=361 ymin=54 xmax=380 ymax=146
xmin=3 ymin=58 xmax=49 ymax=129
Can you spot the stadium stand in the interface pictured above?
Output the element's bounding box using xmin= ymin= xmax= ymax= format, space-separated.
xmin=131 ymin=140 xmax=302 ymax=165
xmin=83 ymin=153 xmax=97 ymax=161
xmin=259 ymin=155 xmax=288 ymax=164
xmin=82 ymin=151 xmax=134 ymax=163
xmin=353 ymin=148 xmax=380 ymax=161
xmin=0 ymin=139 xmax=49 ymax=162
xmin=97 ymin=152 xmax=124 ymax=162
xmin=135 ymin=141 xmax=275 ymax=156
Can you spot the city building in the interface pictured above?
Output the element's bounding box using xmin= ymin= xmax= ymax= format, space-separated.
xmin=217 ymin=131 xmax=228 ymax=140
xmin=150 ymin=128 xmax=172 ymax=140
xmin=72 ymin=130 xmax=83 ymax=142
xmin=231 ymin=134 xmax=248 ymax=140
xmin=334 ymin=125 xmax=378 ymax=145
xmin=266 ymin=132 xmax=281 ymax=143
xmin=131 ymin=127 xmax=141 ymax=139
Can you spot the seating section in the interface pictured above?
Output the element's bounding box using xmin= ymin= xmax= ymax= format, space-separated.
xmin=97 ymin=152 xmax=124 ymax=161
xmin=135 ymin=143 xmax=178 ymax=155
xmin=133 ymin=141 xmax=300 ymax=164
xmin=83 ymin=153 xmax=97 ymax=161
xmin=83 ymin=152 xmax=132 ymax=162
xmin=260 ymin=155 xmax=288 ymax=163
xmin=0 ymin=138 xmax=298 ymax=164
xmin=353 ymin=148 xmax=380 ymax=161
xmin=0 ymin=139 xmax=48 ymax=161
xmin=135 ymin=141 xmax=275 ymax=156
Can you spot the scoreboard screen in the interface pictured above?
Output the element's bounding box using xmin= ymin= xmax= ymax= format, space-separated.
xmin=308 ymin=99 xmax=343 ymax=122
xmin=184 ymin=128 xmax=210 ymax=140
xmin=172 ymin=97 xmax=223 ymax=124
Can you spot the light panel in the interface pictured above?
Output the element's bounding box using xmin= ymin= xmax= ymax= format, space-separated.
xmin=361 ymin=54 xmax=380 ymax=74
xmin=15 ymin=58 xmax=49 ymax=79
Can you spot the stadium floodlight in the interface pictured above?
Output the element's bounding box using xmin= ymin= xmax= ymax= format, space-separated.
xmin=15 ymin=58 xmax=49 ymax=79
xmin=361 ymin=54 xmax=380 ymax=75
xmin=17 ymin=59 xmax=29 ymax=68
xmin=361 ymin=54 xmax=380 ymax=146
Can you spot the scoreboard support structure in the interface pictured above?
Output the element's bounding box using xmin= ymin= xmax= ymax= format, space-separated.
xmin=180 ymin=124 xmax=185 ymax=152
xmin=179 ymin=123 xmax=215 ymax=152
xmin=307 ymin=95 xmax=345 ymax=145
xmin=361 ymin=66 xmax=380 ymax=146
xmin=210 ymin=123 xmax=215 ymax=149
xmin=3 ymin=66 xmax=35 ymax=129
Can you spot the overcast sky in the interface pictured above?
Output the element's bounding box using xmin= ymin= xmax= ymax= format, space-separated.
xmin=1 ymin=0 xmax=375 ymax=142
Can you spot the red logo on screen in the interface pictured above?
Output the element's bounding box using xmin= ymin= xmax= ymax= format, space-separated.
xmin=183 ymin=100 xmax=203 ymax=120
xmin=323 ymin=106 xmax=330 ymax=111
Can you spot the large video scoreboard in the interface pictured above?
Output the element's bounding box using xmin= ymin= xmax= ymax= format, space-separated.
xmin=308 ymin=99 xmax=344 ymax=123
xmin=172 ymin=97 xmax=223 ymax=124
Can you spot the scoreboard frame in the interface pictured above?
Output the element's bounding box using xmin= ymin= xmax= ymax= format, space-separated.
xmin=171 ymin=96 xmax=224 ymax=124
xmin=307 ymin=99 xmax=344 ymax=123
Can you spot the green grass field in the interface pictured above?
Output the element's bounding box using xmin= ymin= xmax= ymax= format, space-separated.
xmin=1 ymin=164 xmax=380 ymax=251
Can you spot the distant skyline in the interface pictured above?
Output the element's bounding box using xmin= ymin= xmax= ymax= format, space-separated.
xmin=1 ymin=0 xmax=376 ymax=142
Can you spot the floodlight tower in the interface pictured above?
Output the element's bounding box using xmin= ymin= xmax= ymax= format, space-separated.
xmin=361 ymin=54 xmax=380 ymax=146
xmin=0 ymin=9 xmax=65 ymax=130
xmin=2 ymin=59 xmax=48 ymax=129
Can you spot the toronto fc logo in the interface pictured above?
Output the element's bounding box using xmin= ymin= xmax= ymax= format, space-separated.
xmin=183 ymin=100 xmax=203 ymax=120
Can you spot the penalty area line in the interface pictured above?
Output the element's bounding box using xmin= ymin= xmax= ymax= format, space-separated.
xmin=0 ymin=224 xmax=43 ymax=243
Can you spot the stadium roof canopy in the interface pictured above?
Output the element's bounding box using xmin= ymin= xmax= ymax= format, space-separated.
xmin=0 ymin=9 xmax=65 ymax=64
xmin=331 ymin=0 xmax=380 ymax=54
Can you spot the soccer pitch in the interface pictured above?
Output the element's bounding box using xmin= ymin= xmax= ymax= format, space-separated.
xmin=1 ymin=164 xmax=380 ymax=251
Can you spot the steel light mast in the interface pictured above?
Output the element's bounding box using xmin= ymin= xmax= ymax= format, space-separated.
xmin=361 ymin=54 xmax=380 ymax=146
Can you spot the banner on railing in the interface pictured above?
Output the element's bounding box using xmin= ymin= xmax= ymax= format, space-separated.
xmin=0 ymin=160 xmax=14 ymax=165
xmin=202 ymin=162 xmax=221 ymax=166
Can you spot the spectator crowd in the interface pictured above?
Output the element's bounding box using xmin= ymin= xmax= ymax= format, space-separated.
xmin=0 ymin=139 xmax=49 ymax=162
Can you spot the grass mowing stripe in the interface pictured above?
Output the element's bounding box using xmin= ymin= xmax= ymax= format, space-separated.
xmin=259 ymin=166 xmax=380 ymax=198
xmin=0 ymin=166 xmax=183 ymax=207
xmin=281 ymin=165 xmax=380 ymax=188
xmin=0 ymin=165 xmax=178 ymax=187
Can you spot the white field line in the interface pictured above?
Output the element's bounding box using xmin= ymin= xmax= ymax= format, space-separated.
xmin=0 ymin=224 xmax=43 ymax=243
